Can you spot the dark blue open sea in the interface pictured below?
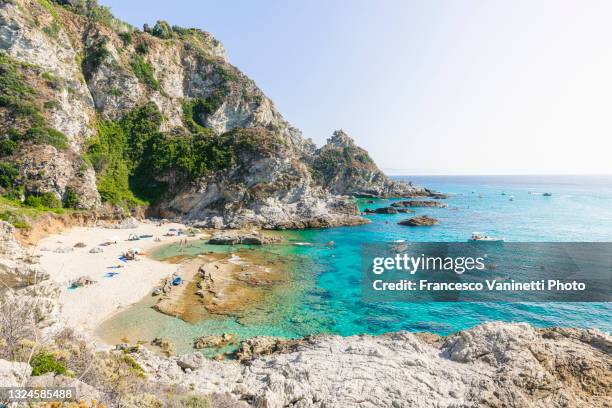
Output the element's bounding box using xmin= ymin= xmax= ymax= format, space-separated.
xmin=98 ymin=175 xmax=612 ymax=353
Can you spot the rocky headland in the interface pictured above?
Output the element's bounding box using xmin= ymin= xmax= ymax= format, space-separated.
xmin=0 ymin=0 xmax=435 ymax=231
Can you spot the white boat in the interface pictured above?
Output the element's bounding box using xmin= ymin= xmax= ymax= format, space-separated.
xmin=469 ymin=232 xmax=504 ymax=242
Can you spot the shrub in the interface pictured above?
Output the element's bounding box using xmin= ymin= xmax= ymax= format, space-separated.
xmin=25 ymin=127 xmax=69 ymax=149
xmin=0 ymin=162 xmax=18 ymax=188
xmin=181 ymin=395 xmax=212 ymax=408
xmin=181 ymin=90 xmax=228 ymax=131
xmin=42 ymin=20 xmax=61 ymax=39
xmin=30 ymin=351 xmax=66 ymax=376
xmin=82 ymin=42 xmax=110 ymax=81
xmin=135 ymin=41 xmax=149 ymax=55
xmin=63 ymin=186 xmax=79 ymax=208
xmin=43 ymin=99 xmax=61 ymax=110
xmin=130 ymin=54 xmax=160 ymax=90
xmin=87 ymin=1 xmax=113 ymax=25
xmin=86 ymin=103 xmax=164 ymax=208
xmin=24 ymin=192 xmax=62 ymax=209
xmin=119 ymin=31 xmax=133 ymax=46
xmin=150 ymin=20 xmax=173 ymax=39
xmin=0 ymin=211 xmax=29 ymax=229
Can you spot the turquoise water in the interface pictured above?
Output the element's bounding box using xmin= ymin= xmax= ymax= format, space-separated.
xmin=98 ymin=175 xmax=612 ymax=352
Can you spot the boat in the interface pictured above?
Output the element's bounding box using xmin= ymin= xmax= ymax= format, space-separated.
xmin=172 ymin=276 xmax=182 ymax=286
xmin=468 ymin=232 xmax=504 ymax=242
xmin=543 ymin=192 xmax=552 ymax=197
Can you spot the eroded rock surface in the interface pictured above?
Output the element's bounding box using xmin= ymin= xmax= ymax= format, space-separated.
xmin=131 ymin=322 xmax=611 ymax=408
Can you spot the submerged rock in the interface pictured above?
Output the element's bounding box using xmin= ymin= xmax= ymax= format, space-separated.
xmin=398 ymin=215 xmax=438 ymax=226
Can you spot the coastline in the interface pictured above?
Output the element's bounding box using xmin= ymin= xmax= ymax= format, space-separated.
xmin=35 ymin=220 xmax=199 ymax=335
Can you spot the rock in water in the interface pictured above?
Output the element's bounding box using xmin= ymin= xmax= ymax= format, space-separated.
xmin=391 ymin=200 xmax=448 ymax=208
xmin=364 ymin=207 xmax=398 ymax=214
xmin=208 ymin=231 xmax=279 ymax=245
xmin=398 ymin=215 xmax=438 ymax=226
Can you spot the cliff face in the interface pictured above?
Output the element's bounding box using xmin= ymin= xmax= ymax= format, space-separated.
xmin=0 ymin=0 xmax=426 ymax=228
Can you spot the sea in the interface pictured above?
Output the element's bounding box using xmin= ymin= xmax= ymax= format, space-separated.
xmin=97 ymin=175 xmax=612 ymax=353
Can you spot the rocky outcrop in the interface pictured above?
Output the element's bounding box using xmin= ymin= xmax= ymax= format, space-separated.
xmin=208 ymin=231 xmax=279 ymax=245
xmin=363 ymin=206 xmax=398 ymax=214
xmin=131 ymin=322 xmax=612 ymax=408
xmin=312 ymin=130 xmax=432 ymax=198
xmin=0 ymin=1 xmax=430 ymax=228
xmin=0 ymin=221 xmax=47 ymax=288
xmin=0 ymin=359 xmax=30 ymax=387
xmin=398 ymin=215 xmax=438 ymax=226
xmin=194 ymin=333 xmax=236 ymax=349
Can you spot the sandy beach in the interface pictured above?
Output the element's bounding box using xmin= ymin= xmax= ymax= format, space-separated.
xmin=36 ymin=220 xmax=206 ymax=333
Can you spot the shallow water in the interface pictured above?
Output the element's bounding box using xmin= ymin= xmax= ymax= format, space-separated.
xmin=96 ymin=175 xmax=612 ymax=353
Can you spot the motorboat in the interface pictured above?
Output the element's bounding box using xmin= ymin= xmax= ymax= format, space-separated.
xmin=468 ymin=232 xmax=504 ymax=242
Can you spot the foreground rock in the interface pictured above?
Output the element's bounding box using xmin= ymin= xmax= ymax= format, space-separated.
xmin=0 ymin=359 xmax=30 ymax=387
xmin=398 ymin=215 xmax=439 ymax=226
xmin=132 ymin=322 xmax=612 ymax=407
xmin=392 ymin=200 xmax=448 ymax=208
xmin=208 ymin=231 xmax=280 ymax=245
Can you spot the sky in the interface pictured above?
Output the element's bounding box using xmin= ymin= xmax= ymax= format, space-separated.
xmin=101 ymin=0 xmax=612 ymax=175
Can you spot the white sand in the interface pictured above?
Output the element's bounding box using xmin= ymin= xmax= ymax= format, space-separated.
xmin=36 ymin=220 xmax=203 ymax=333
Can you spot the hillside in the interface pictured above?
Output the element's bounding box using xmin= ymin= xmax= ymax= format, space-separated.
xmin=0 ymin=0 xmax=431 ymax=228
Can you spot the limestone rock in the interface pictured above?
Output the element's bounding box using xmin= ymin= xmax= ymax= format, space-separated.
xmin=177 ymin=352 xmax=206 ymax=370
xmin=363 ymin=207 xmax=398 ymax=214
xmin=391 ymin=200 xmax=448 ymax=208
xmin=398 ymin=215 xmax=438 ymax=226
xmin=27 ymin=373 xmax=101 ymax=402
xmin=312 ymin=130 xmax=433 ymax=198
xmin=0 ymin=359 xmax=30 ymax=387
xmin=193 ymin=333 xmax=236 ymax=349
xmin=208 ymin=231 xmax=279 ymax=245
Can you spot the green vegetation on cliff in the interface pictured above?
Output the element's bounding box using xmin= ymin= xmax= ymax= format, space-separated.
xmin=0 ymin=53 xmax=69 ymax=152
xmin=86 ymin=102 xmax=164 ymax=208
xmin=130 ymin=54 xmax=160 ymax=90
xmin=312 ymin=144 xmax=374 ymax=184
xmin=85 ymin=99 xmax=286 ymax=209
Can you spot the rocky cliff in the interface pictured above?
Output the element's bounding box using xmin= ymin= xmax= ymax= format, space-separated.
xmin=0 ymin=0 xmax=428 ymax=229
xmin=313 ymin=129 xmax=431 ymax=197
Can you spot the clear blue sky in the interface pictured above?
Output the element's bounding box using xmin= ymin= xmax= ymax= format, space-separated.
xmin=101 ymin=0 xmax=612 ymax=175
